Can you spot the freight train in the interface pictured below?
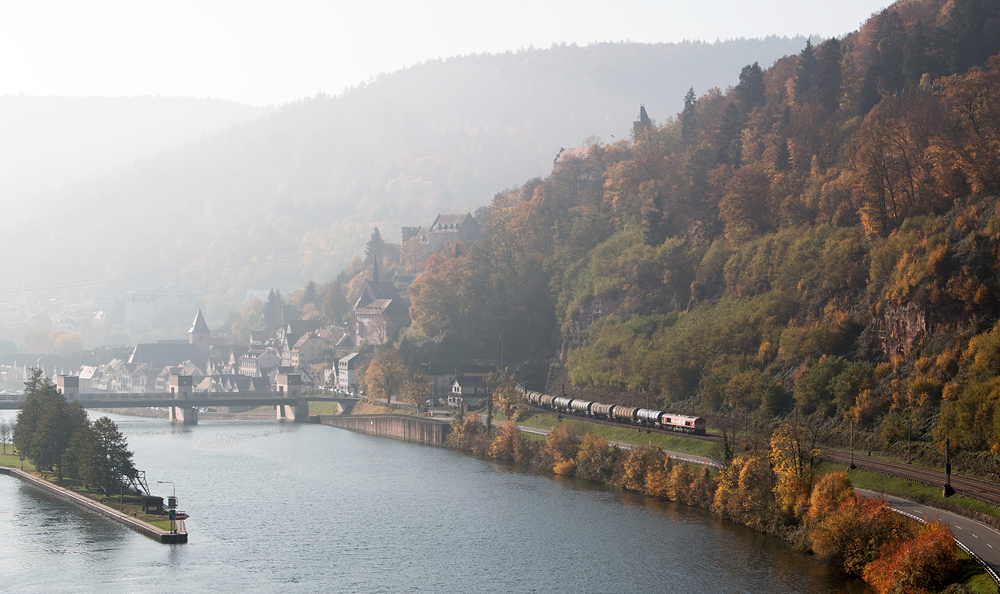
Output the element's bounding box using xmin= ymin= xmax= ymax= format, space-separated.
xmin=522 ymin=390 xmax=706 ymax=435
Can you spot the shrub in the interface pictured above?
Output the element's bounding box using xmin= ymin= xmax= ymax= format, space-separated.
xmin=575 ymin=433 xmax=619 ymax=483
xmin=862 ymin=521 xmax=959 ymax=594
xmin=811 ymin=494 xmax=915 ymax=575
xmin=488 ymin=422 xmax=526 ymax=463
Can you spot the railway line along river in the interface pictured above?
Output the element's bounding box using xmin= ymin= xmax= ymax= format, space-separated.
xmin=0 ymin=412 xmax=866 ymax=593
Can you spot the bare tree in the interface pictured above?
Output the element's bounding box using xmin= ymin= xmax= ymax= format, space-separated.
xmin=0 ymin=418 xmax=10 ymax=455
xmin=367 ymin=314 xmax=389 ymax=345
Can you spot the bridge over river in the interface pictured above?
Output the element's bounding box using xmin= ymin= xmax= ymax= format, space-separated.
xmin=0 ymin=373 xmax=359 ymax=425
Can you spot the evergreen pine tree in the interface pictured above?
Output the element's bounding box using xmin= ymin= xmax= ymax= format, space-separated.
xmin=795 ymin=40 xmax=817 ymax=102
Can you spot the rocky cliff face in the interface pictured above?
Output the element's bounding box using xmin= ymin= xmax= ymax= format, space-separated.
xmin=560 ymin=294 xmax=622 ymax=360
xmin=875 ymin=302 xmax=929 ymax=356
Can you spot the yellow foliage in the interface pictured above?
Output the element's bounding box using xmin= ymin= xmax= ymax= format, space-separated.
xmin=808 ymin=471 xmax=853 ymax=523
xmin=769 ymin=422 xmax=819 ymax=510
xmin=552 ymin=452 xmax=577 ymax=476
xmin=617 ymin=445 xmax=665 ymax=493
xmin=488 ymin=422 xmax=524 ymax=462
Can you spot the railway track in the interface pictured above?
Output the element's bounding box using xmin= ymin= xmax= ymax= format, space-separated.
xmin=528 ymin=405 xmax=1000 ymax=508
xmin=821 ymin=449 xmax=1000 ymax=508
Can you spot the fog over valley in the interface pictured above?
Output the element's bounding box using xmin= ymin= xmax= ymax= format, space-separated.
xmin=3 ymin=39 xmax=810 ymax=330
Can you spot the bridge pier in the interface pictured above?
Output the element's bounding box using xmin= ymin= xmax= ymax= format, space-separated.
xmin=276 ymin=373 xmax=308 ymax=422
xmin=168 ymin=406 xmax=198 ymax=425
xmin=169 ymin=375 xmax=198 ymax=425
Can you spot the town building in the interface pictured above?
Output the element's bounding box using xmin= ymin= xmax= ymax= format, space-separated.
xmin=401 ymin=213 xmax=479 ymax=254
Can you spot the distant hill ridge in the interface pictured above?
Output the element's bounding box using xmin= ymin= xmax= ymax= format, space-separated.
xmin=5 ymin=38 xmax=813 ymax=313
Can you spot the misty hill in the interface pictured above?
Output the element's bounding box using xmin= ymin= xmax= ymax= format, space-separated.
xmin=0 ymin=95 xmax=268 ymax=222
xmin=5 ymin=38 xmax=813 ymax=313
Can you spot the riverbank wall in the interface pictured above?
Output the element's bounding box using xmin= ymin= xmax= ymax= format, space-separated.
xmin=0 ymin=467 xmax=187 ymax=544
xmin=319 ymin=414 xmax=450 ymax=446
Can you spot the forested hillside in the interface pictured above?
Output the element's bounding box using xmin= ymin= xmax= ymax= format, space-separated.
xmin=3 ymin=38 xmax=810 ymax=313
xmin=400 ymin=0 xmax=1000 ymax=467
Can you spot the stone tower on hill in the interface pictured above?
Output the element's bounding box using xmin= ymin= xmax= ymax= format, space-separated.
xmin=633 ymin=104 xmax=651 ymax=135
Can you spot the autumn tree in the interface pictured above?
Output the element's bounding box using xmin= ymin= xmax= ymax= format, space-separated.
xmin=362 ymin=349 xmax=409 ymax=405
xmin=544 ymin=423 xmax=582 ymax=476
xmin=716 ymin=163 xmax=774 ymax=243
xmin=489 ymin=369 xmax=522 ymax=420
xmin=770 ymin=421 xmax=820 ymax=512
xmin=862 ymin=521 xmax=959 ymax=594
xmin=488 ymin=421 xmax=526 ymax=463
xmin=575 ymin=433 xmax=618 ymax=483
xmin=807 ymin=471 xmax=853 ymax=523
xmin=811 ymin=494 xmax=914 ymax=575
xmin=617 ymin=445 xmax=665 ymax=493
xmin=934 ymin=55 xmax=1000 ymax=195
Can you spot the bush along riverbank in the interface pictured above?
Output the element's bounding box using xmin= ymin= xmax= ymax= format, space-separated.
xmin=448 ymin=413 xmax=985 ymax=594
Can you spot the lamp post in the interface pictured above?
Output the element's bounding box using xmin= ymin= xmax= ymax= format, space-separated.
xmin=157 ymin=481 xmax=177 ymax=533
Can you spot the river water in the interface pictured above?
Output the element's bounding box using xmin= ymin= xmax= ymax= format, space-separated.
xmin=0 ymin=412 xmax=866 ymax=593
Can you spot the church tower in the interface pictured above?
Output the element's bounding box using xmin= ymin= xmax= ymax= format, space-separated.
xmin=188 ymin=309 xmax=211 ymax=360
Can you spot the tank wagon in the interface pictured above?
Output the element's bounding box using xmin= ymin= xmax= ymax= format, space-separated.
xmin=520 ymin=389 xmax=705 ymax=435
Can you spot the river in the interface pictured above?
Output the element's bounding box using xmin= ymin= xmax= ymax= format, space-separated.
xmin=0 ymin=412 xmax=866 ymax=593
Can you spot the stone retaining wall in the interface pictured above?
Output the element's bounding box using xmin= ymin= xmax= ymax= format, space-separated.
xmin=319 ymin=414 xmax=450 ymax=446
xmin=0 ymin=467 xmax=187 ymax=544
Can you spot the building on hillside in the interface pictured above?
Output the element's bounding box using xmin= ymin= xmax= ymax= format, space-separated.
xmin=350 ymin=257 xmax=410 ymax=346
xmin=338 ymin=352 xmax=361 ymax=393
xmin=448 ymin=376 xmax=489 ymax=408
xmin=553 ymin=146 xmax=591 ymax=172
xmin=238 ymin=348 xmax=280 ymax=378
xmin=128 ymin=342 xmax=198 ymax=370
xmin=289 ymin=332 xmax=329 ymax=367
xmin=277 ymin=320 xmax=323 ymax=365
xmin=401 ymin=213 xmax=479 ymax=254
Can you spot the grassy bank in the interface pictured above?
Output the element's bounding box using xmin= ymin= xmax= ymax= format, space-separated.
xmin=0 ymin=453 xmax=176 ymax=529
xmin=515 ymin=413 xmax=721 ymax=459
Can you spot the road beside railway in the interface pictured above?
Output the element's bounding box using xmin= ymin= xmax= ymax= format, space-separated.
xmin=858 ymin=488 xmax=1000 ymax=585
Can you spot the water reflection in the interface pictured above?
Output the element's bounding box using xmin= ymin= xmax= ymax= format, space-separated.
xmin=0 ymin=411 xmax=867 ymax=593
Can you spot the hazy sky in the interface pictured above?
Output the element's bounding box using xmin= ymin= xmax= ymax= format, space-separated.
xmin=0 ymin=1 xmax=889 ymax=106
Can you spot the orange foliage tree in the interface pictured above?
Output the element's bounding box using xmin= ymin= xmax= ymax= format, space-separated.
xmin=544 ymin=423 xmax=582 ymax=476
xmin=488 ymin=422 xmax=526 ymax=463
xmin=616 ymin=445 xmax=665 ymax=493
xmin=934 ymin=55 xmax=1000 ymax=195
xmin=811 ymin=494 xmax=914 ymax=575
xmin=575 ymin=433 xmax=619 ymax=483
xmin=862 ymin=521 xmax=959 ymax=594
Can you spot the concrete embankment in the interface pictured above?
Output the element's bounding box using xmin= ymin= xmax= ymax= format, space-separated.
xmin=0 ymin=467 xmax=187 ymax=544
xmin=319 ymin=414 xmax=450 ymax=445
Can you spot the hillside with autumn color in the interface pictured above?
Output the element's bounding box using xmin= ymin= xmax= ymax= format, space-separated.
xmin=390 ymin=0 xmax=1000 ymax=470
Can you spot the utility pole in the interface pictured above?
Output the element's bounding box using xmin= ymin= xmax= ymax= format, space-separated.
xmin=907 ymin=417 xmax=912 ymax=464
xmin=849 ymin=418 xmax=856 ymax=470
xmin=944 ymin=437 xmax=955 ymax=497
